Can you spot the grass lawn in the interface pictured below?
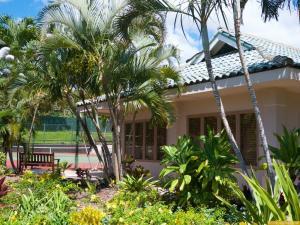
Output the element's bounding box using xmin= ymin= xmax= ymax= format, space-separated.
xmin=30 ymin=131 xmax=113 ymax=144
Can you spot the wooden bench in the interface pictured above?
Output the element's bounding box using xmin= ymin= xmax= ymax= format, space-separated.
xmin=19 ymin=152 xmax=60 ymax=172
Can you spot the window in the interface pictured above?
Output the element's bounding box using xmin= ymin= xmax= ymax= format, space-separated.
xmin=124 ymin=123 xmax=134 ymax=156
xmin=188 ymin=118 xmax=201 ymax=139
xmin=157 ymin=125 xmax=167 ymax=160
xmin=222 ymin=115 xmax=236 ymax=138
xmin=188 ymin=112 xmax=257 ymax=166
xmin=204 ymin=116 xmax=218 ymax=135
xmin=240 ymin=113 xmax=257 ymax=166
xmin=134 ymin=123 xmax=144 ymax=160
xmin=124 ymin=121 xmax=167 ymax=161
xmin=145 ymin=122 xmax=154 ymax=160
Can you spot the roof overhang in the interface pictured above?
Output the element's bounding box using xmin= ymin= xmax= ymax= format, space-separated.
xmin=167 ymin=67 xmax=300 ymax=101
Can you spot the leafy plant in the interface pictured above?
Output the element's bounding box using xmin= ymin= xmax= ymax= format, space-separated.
xmin=56 ymin=161 xmax=72 ymax=175
xmin=15 ymin=189 xmax=73 ymax=225
xmin=108 ymin=190 xmax=226 ymax=225
xmin=122 ymin=155 xmax=151 ymax=178
xmin=218 ymin=160 xmax=300 ymax=224
xmin=160 ymin=129 xmax=237 ymax=206
xmin=119 ymin=174 xmax=158 ymax=192
xmin=70 ymin=206 xmax=106 ymax=225
xmin=269 ymin=127 xmax=300 ymax=181
xmin=0 ymin=176 xmax=8 ymax=198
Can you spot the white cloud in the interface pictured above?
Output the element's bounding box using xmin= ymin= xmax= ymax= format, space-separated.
xmin=165 ymin=0 xmax=300 ymax=63
xmin=241 ymin=1 xmax=300 ymax=48
xmin=165 ymin=13 xmax=200 ymax=64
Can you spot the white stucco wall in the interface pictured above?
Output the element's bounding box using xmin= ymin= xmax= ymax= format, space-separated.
xmin=128 ymin=69 xmax=300 ymax=179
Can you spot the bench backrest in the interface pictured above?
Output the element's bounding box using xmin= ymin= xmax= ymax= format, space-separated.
xmin=19 ymin=153 xmax=54 ymax=164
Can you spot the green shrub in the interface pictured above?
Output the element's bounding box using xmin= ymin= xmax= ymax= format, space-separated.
xmin=218 ymin=160 xmax=300 ymax=224
xmin=119 ymin=174 xmax=158 ymax=192
xmin=160 ymin=129 xmax=238 ymax=206
xmin=269 ymin=127 xmax=300 ymax=181
xmin=70 ymin=206 xmax=106 ymax=225
xmin=107 ymin=188 xmax=226 ymax=225
xmin=122 ymin=155 xmax=151 ymax=178
xmin=5 ymin=189 xmax=74 ymax=225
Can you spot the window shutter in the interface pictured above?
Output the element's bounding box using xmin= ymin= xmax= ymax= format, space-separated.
xmin=240 ymin=113 xmax=257 ymax=165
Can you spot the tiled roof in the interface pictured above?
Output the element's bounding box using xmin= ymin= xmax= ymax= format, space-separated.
xmin=175 ymin=30 xmax=300 ymax=87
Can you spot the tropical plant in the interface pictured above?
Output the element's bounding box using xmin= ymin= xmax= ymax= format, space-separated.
xmin=122 ymin=155 xmax=151 ymax=178
xmin=218 ymin=160 xmax=300 ymax=224
xmin=119 ymin=174 xmax=158 ymax=192
xmin=260 ymin=0 xmax=300 ymax=21
xmin=160 ymin=129 xmax=238 ymax=206
xmin=16 ymin=189 xmax=73 ymax=225
xmin=129 ymin=0 xmax=249 ymax=176
xmin=39 ymin=0 xmax=180 ymax=181
xmin=232 ymin=0 xmax=276 ymax=187
xmin=0 ymin=176 xmax=8 ymax=198
xmin=269 ymin=127 xmax=300 ymax=181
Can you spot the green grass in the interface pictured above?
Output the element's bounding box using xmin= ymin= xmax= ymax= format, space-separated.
xmin=31 ymin=131 xmax=112 ymax=144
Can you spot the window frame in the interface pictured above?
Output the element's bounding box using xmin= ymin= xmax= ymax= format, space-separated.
xmin=124 ymin=120 xmax=166 ymax=162
xmin=187 ymin=110 xmax=259 ymax=166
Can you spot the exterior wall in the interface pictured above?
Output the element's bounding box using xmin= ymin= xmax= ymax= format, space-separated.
xmin=128 ymin=79 xmax=300 ymax=178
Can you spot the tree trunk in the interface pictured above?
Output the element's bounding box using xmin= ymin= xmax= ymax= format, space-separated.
xmin=201 ymin=22 xmax=249 ymax=176
xmin=233 ymin=0 xmax=276 ymax=186
xmin=7 ymin=147 xmax=17 ymax=172
xmin=85 ymin=103 xmax=114 ymax=178
xmin=65 ymin=93 xmax=111 ymax=179
xmin=107 ymin=102 xmax=122 ymax=182
xmin=28 ymin=104 xmax=39 ymax=153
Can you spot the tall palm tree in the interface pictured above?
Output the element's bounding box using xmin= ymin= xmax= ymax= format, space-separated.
xmin=39 ymin=0 xmax=177 ymax=181
xmin=130 ymin=0 xmax=249 ymax=175
xmin=232 ymin=0 xmax=276 ymax=186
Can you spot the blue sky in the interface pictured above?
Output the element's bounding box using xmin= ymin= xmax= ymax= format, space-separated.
xmin=1 ymin=0 xmax=300 ymax=63
xmin=0 ymin=0 xmax=45 ymax=19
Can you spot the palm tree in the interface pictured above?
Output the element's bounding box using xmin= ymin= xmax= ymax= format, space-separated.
xmin=232 ymin=0 xmax=276 ymax=186
xmin=38 ymin=0 xmax=177 ymax=181
xmin=130 ymin=0 xmax=249 ymax=175
xmin=0 ymin=16 xmax=41 ymax=172
xmin=91 ymin=40 xmax=180 ymax=180
xmin=260 ymin=0 xmax=300 ymax=21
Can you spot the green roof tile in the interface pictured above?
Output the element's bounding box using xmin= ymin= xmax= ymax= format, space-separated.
xmin=174 ymin=30 xmax=300 ymax=87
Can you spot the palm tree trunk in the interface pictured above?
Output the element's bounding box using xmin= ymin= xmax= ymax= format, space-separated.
xmin=233 ymin=0 xmax=276 ymax=186
xmin=28 ymin=104 xmax=39 ymax=152
xmin=65 ymin=93 xmax=111 ymax=180
xmin=83 ymin=102 xmax=114 ymax=178
xmin=201 ymin=21 xmax=249 ymax=176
